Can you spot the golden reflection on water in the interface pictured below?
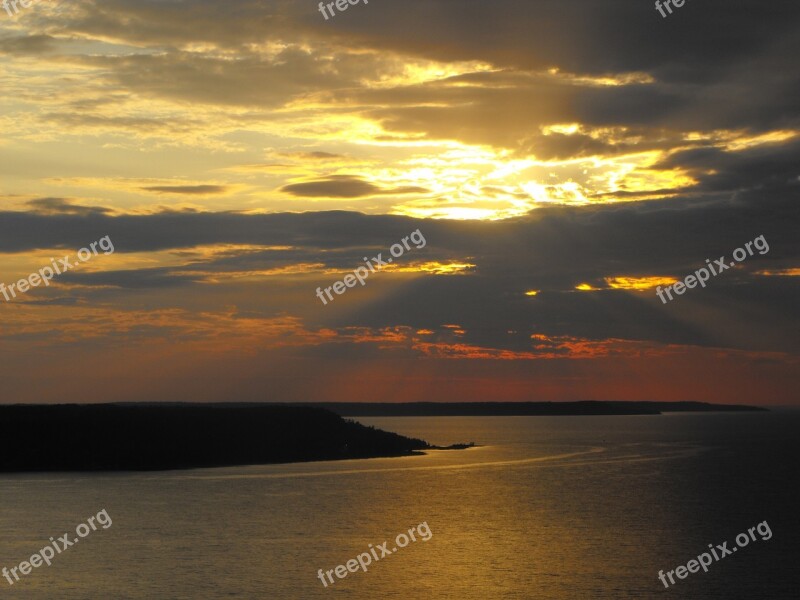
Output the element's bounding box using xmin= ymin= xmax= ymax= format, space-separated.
xmin=0 ymin=414 xmax=791 ymax=599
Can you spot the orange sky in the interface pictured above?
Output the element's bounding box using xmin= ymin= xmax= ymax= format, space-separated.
xmin=1 ymin=0 xmax=798 ymax=405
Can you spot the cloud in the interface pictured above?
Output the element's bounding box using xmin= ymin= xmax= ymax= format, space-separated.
xmin=2 ymin=0 xmax=797 ymax=220
xmin=281 ymin=175 xmax=428 ymax=198
xmin=26 ymin=198 xmax=113 ymax=216
xmin=281 ymin=151 xmax=345 ymax=160
xmin=40 ymin=112 xmax=193 ymax=133
xmin=141 ymin=185 xmax=229 ymax=195
xmin=653 ymin=137 xmax=800 ymax=193
xmin=62 ymin=267 xmax=205 ymax=289
xmin=0 ymin=35 xmax=57 ymax=55
xmin=2 ymin=177 xmax=798 ymax=355
xmin=1 ymin=0 xmax=798 ymax=403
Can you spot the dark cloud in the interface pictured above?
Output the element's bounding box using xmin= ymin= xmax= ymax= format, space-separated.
xmin=0 ymin=34 xmax=57 ymax=55
xmin=41 ymin=0 xmax=799 ymax=87
xmin=309 ymin=0 xmax=800 ymax=82
xmin=654 ymin=138 xmax=800 ymax=193
xmin=2 ymin=0 xmax=799 ymax=389
xmin=26 ymin=198 xmax=113 ymax=217
xmin=16 ymin=296 xmax=83 ymax=307
xmin=281 ymin=176 xmax=428 ymax=198
xmin=62 ymin=267 xmax=205 ymax=289
xmin=6 ymin=0 xmax=796 ymax=158
xmin=141 ymin=185 xmax=229 ymax=195
xmin=280 ymin=151 xmax=344 ymax=160
xmin=3 ymin=177 xmax=798 ymax=354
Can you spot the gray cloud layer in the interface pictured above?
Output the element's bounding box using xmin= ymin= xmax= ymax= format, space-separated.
xmin=3 ymin=176 xmax=798 ymax=355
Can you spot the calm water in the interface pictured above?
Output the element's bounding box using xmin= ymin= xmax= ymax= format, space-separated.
xmin=1 ymin=412 xmax=798 ymax=599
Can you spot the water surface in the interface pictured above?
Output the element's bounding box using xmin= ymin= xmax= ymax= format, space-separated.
xmin=1 ymin=412 xmax=797 ymax=599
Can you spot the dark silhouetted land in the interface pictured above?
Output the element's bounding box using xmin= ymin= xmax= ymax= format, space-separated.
xmin=0 ymin=402 xmax=765 ymax=472
xmin=0 ymin=404 xmax=430 ymax=472
xmin=298 ymin=401 xmax=767 ymax=417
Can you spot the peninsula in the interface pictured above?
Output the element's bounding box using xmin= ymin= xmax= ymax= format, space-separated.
xmin=0 ymin=403 xmax=431 ymax=472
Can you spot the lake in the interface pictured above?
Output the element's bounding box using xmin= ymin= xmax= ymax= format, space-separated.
xmin=1 ymin=412 xmax=798 ymax=598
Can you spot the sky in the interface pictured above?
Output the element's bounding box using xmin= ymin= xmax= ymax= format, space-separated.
xmin=0 ymin=0 xmax=798 ymax=405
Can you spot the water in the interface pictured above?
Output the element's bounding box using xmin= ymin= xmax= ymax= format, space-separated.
xmin=1 ymin=412 xmax=798 ymax=599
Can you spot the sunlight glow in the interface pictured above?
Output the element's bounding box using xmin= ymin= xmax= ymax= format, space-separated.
xmin=605 ymin=276 xmax=679 ymax=290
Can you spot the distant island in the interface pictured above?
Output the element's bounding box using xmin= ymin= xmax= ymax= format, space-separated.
xmin=295 ymin=401 xmax=768 ymax=417
xmin=0 ymin=404 xmax=433 ymax=472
